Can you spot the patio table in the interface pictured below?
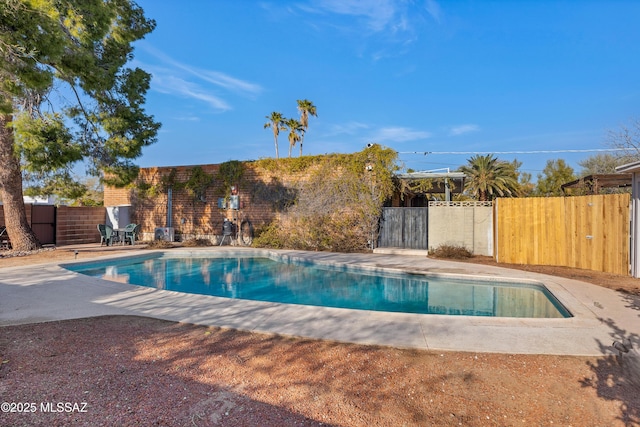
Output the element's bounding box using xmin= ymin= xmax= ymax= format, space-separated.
xmin=113 ymin=229 xmax=126 ymax=245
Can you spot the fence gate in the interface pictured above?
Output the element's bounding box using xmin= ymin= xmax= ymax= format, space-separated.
xmin=31 ymin=205 xmax=56 ymax=245
xmin=378 ymin=207 xmax=428 ymax=249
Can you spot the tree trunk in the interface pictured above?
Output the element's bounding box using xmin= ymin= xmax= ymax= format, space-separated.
xmin=0 ymin=114 xmax=41 ymax=251
xmin=273 ymin=134 xmax=279 ymax=159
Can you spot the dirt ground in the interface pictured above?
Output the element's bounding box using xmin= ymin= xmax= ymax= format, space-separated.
xmin=454 ymin=255 xmax=640 ymax=296
xmin=1 ymin=247 xmax=639 ymax=426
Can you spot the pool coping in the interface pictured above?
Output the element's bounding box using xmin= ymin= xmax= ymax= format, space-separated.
xmin=1 ymin=247 xmax=638 ymax=356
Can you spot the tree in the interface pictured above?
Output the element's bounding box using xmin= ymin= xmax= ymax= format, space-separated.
xmin=0 ymin=0 xmax=159 ymax=250
xmin=510 ymin=159 xmax=534 ymax=197
xmin=25 ymin=176 xmax=104 ymax=206
xmin=578 ymin=153 xmax=635 ymax=175
xmin=458 ymin=154 xmax=519 ymax=201
xmin=534 ymin=159 xmax=576 ymax=196
xmin=296 ymin=99 xmax=317 ymax=156
xmin=284 ymin=118 xmax=304 ymax=158
xmin=263 ymin=111 xmax=285 ymax=159
xmin=73 ymin=177 xmax=104 ymax=207
xmin=606 ymin=117 xmax=640 ymax=160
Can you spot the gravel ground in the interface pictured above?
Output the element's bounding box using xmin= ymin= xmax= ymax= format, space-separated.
xmin=0 ymin=247 xmax=639 ymax=426
xmin=1 ymin=316 xmax=639 ymax=427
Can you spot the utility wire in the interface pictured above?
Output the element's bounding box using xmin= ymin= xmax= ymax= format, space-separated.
xmin=398 ymin=148 xmax=627 ymax=155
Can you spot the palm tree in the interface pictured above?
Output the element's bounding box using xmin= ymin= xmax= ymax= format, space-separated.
xmin=458 ymin=154 xmax=519 ymax=201
xmin=296 ymin=99 xmax=317 ymax=156
xmin=284 ymin=118 xmax=304 ymax=158
xmin=263 ymin=112 xmax=286 ymax=159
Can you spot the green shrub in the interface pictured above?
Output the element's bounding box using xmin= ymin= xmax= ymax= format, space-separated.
xmin=252 ymin=222 xmax=285 ymax=249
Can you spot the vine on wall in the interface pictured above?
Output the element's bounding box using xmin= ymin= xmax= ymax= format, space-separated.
xmin=135 ymin=166 xmax=215 ymax=202
xmin=254 ymin=145 xmax=400 ymax=252
xmin=129 ymin=146 xmax=401 ymax=251
xmin=184 ymin=166 xmax=214 ymax=202
xmin=217 ymin=160 xmax=244 ymax=196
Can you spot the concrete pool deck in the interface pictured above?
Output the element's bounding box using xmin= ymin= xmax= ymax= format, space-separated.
xmin=1 ymin=246 xmax=638 ymax=356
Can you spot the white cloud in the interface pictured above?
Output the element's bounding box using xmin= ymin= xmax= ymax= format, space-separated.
xmin=262 ymin=1 xmax=443 ymax=62
xmin=138 ymin=44 xmax=262 ymax=112
xmin=174 ymin=67 xmax=262 ymax=98
xmin=425 ymin=0 xmax=442 ymax=23
xmin=449 ymin=124 xmax=480 ymax=136
xmin=293 ymin=0 xmax=441 ymax=57
xmin=371 ymin=126 xmax=432 ymax=142
xmin=313 ymin=0 xmax=397 ymax=32
xmin=321 ymin=122 xmax=431 ymax=144
xmin=323 ymin=121 xmax=370 ymax=137
xmin=173 ymin=115 xmax=200 ymax=122
xmin=151 ymin=73 xmax=231 ymax=112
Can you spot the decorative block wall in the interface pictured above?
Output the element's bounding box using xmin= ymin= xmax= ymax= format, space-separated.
xmin=56 ymin=206 xmax=106 ymax=245
xmin=0 ymin=205 xmax=106 ymax=246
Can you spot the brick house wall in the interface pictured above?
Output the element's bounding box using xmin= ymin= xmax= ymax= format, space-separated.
xmin=104 ymin=184 xmax=132 ymax=206
xmin=104 ymin=161 xmax=312 ymax=241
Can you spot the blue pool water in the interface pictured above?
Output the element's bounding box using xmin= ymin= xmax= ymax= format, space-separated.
xmin=66 ymin=255 xmax=571 ymax=318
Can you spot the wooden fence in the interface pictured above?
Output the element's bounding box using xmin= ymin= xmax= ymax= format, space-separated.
xmin=494 ymin=194 xmax=630 ymax=275
xmin=378 ymin=207 xmax=428 ymax=249
xmin=378 ymin=203 xmax=493 ymax=253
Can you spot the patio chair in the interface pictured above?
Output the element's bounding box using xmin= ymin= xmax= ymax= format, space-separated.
xmin=98 ymin=224 xmax=114 ymax=246
xmin=0 ymin=226 xmax=10 ymax=249
xmin=123 ymin=223 xmax=141 ymax=245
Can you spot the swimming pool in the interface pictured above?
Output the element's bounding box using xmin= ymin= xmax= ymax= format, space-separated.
xmin=65 ymin=254 xmax=571 ymax=318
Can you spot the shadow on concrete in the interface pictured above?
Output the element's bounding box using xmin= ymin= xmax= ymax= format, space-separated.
xmin=580 ymin=293 xmax=640 ymax=426
xmin=621 ymin=291 xmax=640 ymax=313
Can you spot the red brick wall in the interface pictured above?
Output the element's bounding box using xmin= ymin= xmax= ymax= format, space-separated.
xmin=104 ymin=161 xmax=313 ymax=239
xmin=103 ymin=185 xmax=132 ymax=206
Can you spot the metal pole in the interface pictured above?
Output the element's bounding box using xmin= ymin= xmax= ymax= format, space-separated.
xmin=167 ymin=186 xmax=172 ymax=228
xmin=445 ymin=178 xmax=451 ymax=202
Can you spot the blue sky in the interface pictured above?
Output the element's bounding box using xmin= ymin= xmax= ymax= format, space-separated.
xmin=130 ymin=0 xmax=640 ymax=179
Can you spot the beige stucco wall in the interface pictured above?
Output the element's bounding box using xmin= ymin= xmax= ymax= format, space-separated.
xmin=428 ymin=204 xmax=493 ymax=256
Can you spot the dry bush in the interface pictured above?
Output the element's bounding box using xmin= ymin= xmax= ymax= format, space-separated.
xmin=272 ymin=213 xmax=369 ymax=252
xmin=144 ymin=239 xmax=175 ymax=249
xmin=181 ymin=237 xmax=213 ymax=247
xmin=253 ymin=146 xmax=397 ymax=252
xmin=429 ymin=244 xmax=472 ymax=259
xmin=255 ymin=169 xmax=376 ymax=251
